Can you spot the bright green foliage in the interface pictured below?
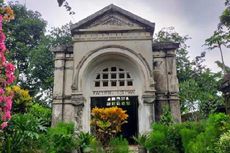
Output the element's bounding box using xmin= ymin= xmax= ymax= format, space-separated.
xmin=76 ymin=132 xmax=96 ymax=153
xmin=159 ymin=106 xmax=174 ymax=126
xmin=109 ymin=136 xmax=129 ymax=153
xmin=28 ymin=103 xmax=51 ymax=127
xmin=1 ymin=117 xmax=78 ymax=153
xmin=88 ymin=141 xmax=105 ymax=153
xmin=216 ymin=130 xmax=230 ymax=153
xmin=145 ymin=124 xmax=167 ymax=152
xmin=133 ymin=134 xmax=148 ymax=148
xmin=142 ymin=113 xmax=230 ymax=153
xmin=180 ymin=70 xmax=224 ymax=118
xmin=185 ymin=113 xmax=230 ymax=153
xmin=180 ymin=122 xmax=204 ymax=153
xmin=39 ymin=122 xmax=78 ymax=153
xmin=0 ymin=102 xmax=52 ymax=153
xmin=1 ymin=113 xmax=47 ymax=153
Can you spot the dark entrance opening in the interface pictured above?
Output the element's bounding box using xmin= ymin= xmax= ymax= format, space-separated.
xmin=91 ymin=96 xmax=138 ymax=143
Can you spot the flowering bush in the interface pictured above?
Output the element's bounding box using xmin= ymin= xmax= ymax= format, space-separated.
xmin=6 ymin=85 xmax=32 ymax=113
xmin=91 ymin=107 xmax=128 ymax=146
xmin=0 ymin=2 xmax=15 ymax=129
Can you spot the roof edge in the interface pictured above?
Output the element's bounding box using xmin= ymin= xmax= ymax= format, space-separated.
xmin=152 ymin=42 xmax=180 ymax=51
xmin=71 ymin=4 xmax=155 ymax=33
xmin=51 ymin=44 xmax=73 ymax=53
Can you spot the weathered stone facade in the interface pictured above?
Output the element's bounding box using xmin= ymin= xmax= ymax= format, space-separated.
xmin=51 ymin=4 xmax=181 ymax=135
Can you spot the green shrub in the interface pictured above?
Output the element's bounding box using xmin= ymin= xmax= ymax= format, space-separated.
xmin=1 ymin=113 xmax=44 ymax=153
xmin=188 ymin=113 xmax=230 ymax=153
xmin=39 ymin=122 xmax=78 ymax=153
xmin=216 ymin=130 xmax=230 ymax=153
xmin=76 ymin=132 xmax=96 ymax=153
xmin=160 ymin=106 xmax=174 ymax=126
xmin=180 ymin=122 xmax=205 ymax=153
xmin=28 ymin=103 xmax=51 ymax=127
xmin=133 ymin=134 xmax=148 ymax=148
xmin=87 ymin=139 xmax=104 ymax=153
xmin=145 ymin=123 xmax=171 ymax=153
xmin=109 ymin=136 xmax=129 ymax=153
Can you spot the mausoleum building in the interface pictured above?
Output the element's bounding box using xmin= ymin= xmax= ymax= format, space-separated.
xmin=51 ymin=4 xmax=181 ymax=138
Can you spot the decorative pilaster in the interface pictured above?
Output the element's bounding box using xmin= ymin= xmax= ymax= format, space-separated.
xmin=51 ymin=45 xmax=73 ymax=126
xmin=153 ymin=42 xmax=181 ymax=122
xmin=71 ymin=92 xmax=85 ymax=130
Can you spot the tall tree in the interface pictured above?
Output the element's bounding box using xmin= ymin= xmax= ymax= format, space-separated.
xmin=205 ymin=0 xmax=230 ymax=74
xmin=4 ymin=2 xmax=71 ymax=104
xmin=205 ymin=30 xmax=228 ymax=74
xmin=4 ymin=2 xmax=46 ymax=90
xmin=28 ymin=24 xmax=71 ymax=103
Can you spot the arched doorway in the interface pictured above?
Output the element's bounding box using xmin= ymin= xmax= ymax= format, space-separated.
xmin=90 ymin=66 xmax=138 ymax=141
xmin=75 ymin=46 xmax=155 ymax=137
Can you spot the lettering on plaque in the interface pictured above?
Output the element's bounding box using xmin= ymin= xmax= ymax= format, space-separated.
xmin=92 ymin=90 xmax=135 ymax=96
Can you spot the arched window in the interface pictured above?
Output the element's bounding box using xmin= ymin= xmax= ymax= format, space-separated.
xmin=94 ymin=66 xmax=133 ymax=87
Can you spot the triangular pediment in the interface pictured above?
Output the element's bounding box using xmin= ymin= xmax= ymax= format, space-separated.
xmin=84 ymin=13 xmax=143 ymax=31
xmin=71 ymin=4 xmax=155 ymax=33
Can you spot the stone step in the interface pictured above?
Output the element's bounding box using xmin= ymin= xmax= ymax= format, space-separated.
xmin=129 ymin=145 xmax=139 ymax=153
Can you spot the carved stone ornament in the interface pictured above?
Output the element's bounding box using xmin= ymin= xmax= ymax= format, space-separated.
xmin=143 ymin=92 xmax=155 ymax=104
xmin=86 ymin=14 xmax=139 ymax=29
xmin=71 ymin=94 xmax=85 ymax=106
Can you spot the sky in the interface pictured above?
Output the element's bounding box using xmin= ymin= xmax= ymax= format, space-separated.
xmin=15 ymin=0 xmax=229 ymax=72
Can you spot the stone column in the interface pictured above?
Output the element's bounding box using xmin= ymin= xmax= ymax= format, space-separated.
xmin=142 ymin=92 xmax=156 ymax=132
xmin=51 ymin=45 xmax=74 ymax=126
xmin=165 ymin=49 xmax=181 ymax=122
xmin=51 ymin=46 xmax=66 ymax=126
xmin=152 ymin=42 xmax=181 ymax=122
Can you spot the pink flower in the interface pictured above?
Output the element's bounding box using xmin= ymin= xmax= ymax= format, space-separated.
xmin=0 ymin=32 xmax=6 ymax=44
xmin=0 ymin=96 xmax=3 ymax=103
xmin=6 ymin=63 xmax=15 ymax=72
xmin=0 ymin=43 xmax=6 ymax=52
xmin=0 ymin=53 xmax=6 ymax=65
xmin=6 ymin=74 xmax=15 ymax=84
xmin=5 ymin=111 xmax=11 ymax=120
xmin=5 ymin=96 xmax=12 ymax=110
xmin=0 ymin=88 xmax=4 ymax=94
xmin=1 ymin=114 xmax=6 ymax=121
xmin=1 ymin=122 xmax=8 ymax=129
xmin=0 ymin=15 xmax=2 ymax=31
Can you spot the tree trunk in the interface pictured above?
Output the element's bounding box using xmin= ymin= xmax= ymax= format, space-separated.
xmin=218 ymin=42 xmax=226 ymax=74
